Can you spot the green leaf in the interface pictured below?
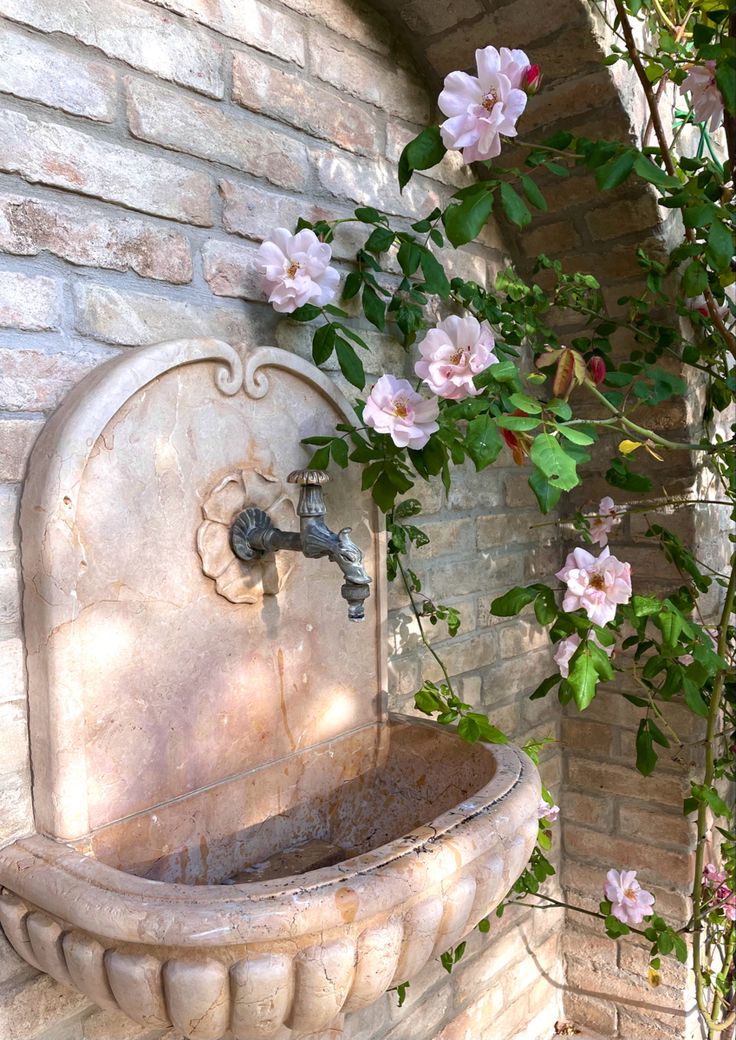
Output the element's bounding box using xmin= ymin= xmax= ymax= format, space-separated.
xmin=330 ymin=437 xmax=349 ymax=468
xmin=691 ymin=782 xmax=730 ymax=818
xmin=312 ymin=323 xmax=336 ymax=365
xmin=606 ymin=458 xmax=652 ymax=492
xmin=683 ymin=678 xmax=709 ymax=718
xmin=362 ymin=285 xmax=386 ymax=331
xmin=342 ymin=271 xmax=363 ymax=300
xmin=706 ymin=221 xmax=734 ymax=271
xmin=496 ymin=414 xmax=540 ymax=431
xmin=466 ymin=415 xmax=503 ymax=470
xmin=509 ymin=392 xmax=542 ymax=414
xmin=354 ymin=206 xmax=385 ymax=224
xmin=398 ymin=125 xmax=446 ymax=190
xmin=443 ymin=188 xmax=495 ymax=248
xmin=631 ymin=595 xmax=661 ymax=617
xmin=491 ymin=585 xmax=540 ymax=617
xmin=499 ymin=181 xmax=532 ymax=228
xmin=636 ymin=719 xmax=658 ymax=776
xmin=419 ymin=249 xmax=451 ymax=297
xmin=530 ymin=674 xmax=562 ymax=700
xmin=528 ymin=469 xmax=562 ymax=514
xmin=557 ymin=425 xmax=595 ymax=446
xmin=682 ymin=260 xmax=708 ymax=297
xmin=596 ymin=150 xmax=635 ymax=190
xmin=290 ymin=303 xmax=322 ymax=322
xmin=307 ymin=445 xmax=331 ymax=470
xmin=567 ymin=650 xmax=599 ymax=711
xmin=397 ymin=239 xmax=422 ymax=276
xmin=716 ymin=59 xmax=736 ymax=115
xmin=458 ymin=716 xmax=481 ymax=742
xmin=365 ymin=226 xmax=395 ymax=254
xmin=530 ymin=433 xmax=579 ymax=490
xmin=415 ymin=683 xmax=443 ymax=715
xmin=534 ymin=585 xmax=558 ymax=625
xmin=520 ymin=173 xmax=547 ymax=211
xmin=335 ymin=337 xmax=365 ymax=389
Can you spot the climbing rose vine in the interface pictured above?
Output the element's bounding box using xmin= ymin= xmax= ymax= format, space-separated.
xmin=257 ymin=2 xmax=736 ymax=1033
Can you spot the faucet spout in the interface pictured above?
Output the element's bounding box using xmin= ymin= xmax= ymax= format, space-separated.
xmin=230 ymin=468 xmax=372 ymax=622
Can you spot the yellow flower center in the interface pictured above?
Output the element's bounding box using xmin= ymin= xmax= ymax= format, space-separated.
xmin=482 ymin=90 xmax=498 ymax=112
xmin=448 ymin=347 xmax=468 ymax=365
xmin=286 ymin=260 xmax=300 ymax=279
xmin=392 ymin=398 xmax=409 ymax=419
xmin=589 ymin=573 xmax=605 ymax=591
xmin=624 ymin=886 xmax=637 ymax=900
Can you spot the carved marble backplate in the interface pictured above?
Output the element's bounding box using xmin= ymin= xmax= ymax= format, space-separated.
xmin=18 ymin=339 xmax=387 ymax=841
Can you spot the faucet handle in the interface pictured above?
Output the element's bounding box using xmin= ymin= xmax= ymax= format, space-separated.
xmin=287 ymin=468 xmax=329 ymax=486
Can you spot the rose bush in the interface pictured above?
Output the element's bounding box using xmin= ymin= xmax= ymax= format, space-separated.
xmin=257 ymin=1 xmax=735 ymax=1032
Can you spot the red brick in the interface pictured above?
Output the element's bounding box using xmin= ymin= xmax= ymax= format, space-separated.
xmin=0 ymin=418 xmax=43 ymax=482
xmin=126 ymin=77 xmax=308 ymax=193
xmin=232 ymin=50 xmax=377 ymax=156
xmin=147 ymin=0 xmax=305 ymax=65
xmin=0 ymin=193 xmax=192 ymax=283
xmin=0 ymin=271 xmax=60 ymax=331
xmin=0 ymin=108 xmax=213 ymax=226
xmin=0 ymin=0 xmax=224 ymax=97
xmin=0 ymin=25 xmax=116 ymax=121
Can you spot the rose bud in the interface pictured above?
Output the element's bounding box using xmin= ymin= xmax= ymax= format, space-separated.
xmin=588 ymin=356 xmax=607 ymax=385
xmin=522 ymin=64 xmax=542 ymax=95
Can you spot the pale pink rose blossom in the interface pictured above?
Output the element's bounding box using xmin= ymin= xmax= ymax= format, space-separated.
xmin=414 ymin=315 xmax=498 ymax=400
xmin=438 ymin=46 xmax=528 ymax=163
xmin=363 ymin=374 xmax=439 ymax=450
xmin=553 ymin=631 xmax=613 ymax=679
xmin=556 ymin=546 xmax=632 ymax=627
xmin=719 ymin=889 xmax=736 ymax=922
xmin=681 ymin=62 xmax=724 ymax=132
xmin=498 ymin=47 xmax=532 ymax=89
xmin=703 ymin=863 xmax=728 ymax=887
xmin=257 ymin=227 xmax=340 ymax=314
xmin=589 ymin=496 xmax=621 ymax=548
xmin=604 ymin=869 xmax=655 ymax=926
xmin=537 ymin=799 xmax=560 ymax=822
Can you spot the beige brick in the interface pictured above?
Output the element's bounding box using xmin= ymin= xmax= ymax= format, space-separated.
xmin=220 ymin=180 xmax=308 ymax=242
xmin=232 ymin=50 xmax=378 ymax=156
xmin=497 ymin=619 xmax=549 ymax=659
xmin=147 ymin=0 xmax=304 ymax=64
xmin=566 ymin=955 xmax=688 ymax=1013
xmin=383 ymin=985 xmax=452 ymax=1040
xmin=0 ymin=765 xmax=33 ymax=843
xmin=201 ymin=238 xmax=263 ymax=299
xmin=412 ymin=517 xmax=475 ymax=558
xmin=82 ymin=1008 xmax=151 ymax=1040
xmin=0 ymin=193 xmax=192 ymax=283
xmin=314 ymin=148 xmax=445 ymax=220
xmin=277 ymin=0 xmax=389 ymax=54
xmin=0 ymin=698 xmax=29 ymax=776
xmin=126 ymin=77 xmax=308 ymax=193
xmin=0 ymin=0 xmax=224 ymax=97
xmin=0 ymin=484 xmax=18 ymax=551
xmin=0 ymin=346 xmax=113 ymax=412
xmin=0 ymin=271 xmax=60 ymax=332
xmin=618 ymin=1004 xmax=702 ymax=1040
xmin=0 ymin=972 xmax=89 ymax=1040
xmin=0 ymin=26 xmax=116 ymax=121
xmin=72 ymin=283 xmax=254 ymax=348
xmin=0 ymin=419 xmax=43 ymax=482
xmin=0 ymin=637 xmax=24 ymax=703
xmin=424 ymin=551 xmax=523 ymax=599
xmin=0 ymin=108 xmax=213 ymax=226
xmin=523 ymin=72 xmax=617 ymax=135
xmin=563 ymin=990 xmax=617 ymax=1034
xmin=522 ymin=219 xmax=581 ymax=258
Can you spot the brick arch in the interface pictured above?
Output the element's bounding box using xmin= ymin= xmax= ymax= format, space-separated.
xmin=365 ymin=0 xmax=662 ymax=294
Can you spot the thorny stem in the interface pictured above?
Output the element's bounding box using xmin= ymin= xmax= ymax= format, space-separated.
xmin=395 ymin=550 xmax=457 ymax=697
xmin=507 ymin=893 xmax=653 ymax=938
xmin=692 ymin=552 xmax=736 ymax=1035
xmin=584 ymin=383 xmax=714 ymax=452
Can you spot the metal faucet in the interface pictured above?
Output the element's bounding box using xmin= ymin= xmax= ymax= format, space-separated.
xmin=230 ymin=469 xmax=372 ymax=622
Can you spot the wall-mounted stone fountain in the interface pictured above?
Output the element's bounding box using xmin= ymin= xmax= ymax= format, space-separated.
xmin=0 ymin=338 xmax=540 ymax=1040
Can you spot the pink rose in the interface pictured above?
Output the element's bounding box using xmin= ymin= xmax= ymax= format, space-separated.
xmin=681 ymin=62 xmax=724 ymax=132
xmin=703 ymin=863 xmax=728 ymax=887
xmin=498 ymin=47 xmax=533 ymax=90
xmin=438 ymin=46 xmax=528 ymax=163
xmin=537 ymin=799 xmax=560 ymax=822
xmin=363 ymin=374 xmax=440 ymax=450
xmin=414 ymin=315 xmax=498 ymax=400
xmin=686 ymin=294 xmax=730 ymax=322
xmin=589 ymin=496 xmax=620 ymax=548
xmin=257 ymin=227 xmax=340 ymax=314
xmin=604 ymin=869 xmax=655 ymax=926
xmin=556 ymin=546 xmax=632 ymax=627
xmin=553 ymin=631 xmax=613 ymax=679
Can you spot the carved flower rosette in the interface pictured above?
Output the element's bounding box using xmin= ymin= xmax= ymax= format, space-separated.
xmin=197 ymin=468 xmax=296 ymax=604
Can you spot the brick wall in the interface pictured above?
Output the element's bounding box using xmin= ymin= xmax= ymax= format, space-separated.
xmin=0 ymin=2 xmax=568 ymax=1039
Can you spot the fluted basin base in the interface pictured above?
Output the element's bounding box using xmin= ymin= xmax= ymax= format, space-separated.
xmin=0 ymin=715 xmax=540 ymax=1040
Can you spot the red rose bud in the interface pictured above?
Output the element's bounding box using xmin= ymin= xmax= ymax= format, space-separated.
xmin=501 ymin=411 xmax=532 ymax=465
xmin=589 ymin=356 xmax=606 ymax=386
xmin=522 ymin=64 xmax=542 ymax=95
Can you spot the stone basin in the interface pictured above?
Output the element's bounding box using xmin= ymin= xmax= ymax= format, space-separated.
xmin=0 ymin=339 xmax=540 ymax=1039
xmin=0 ymin=715 xmax=539 ymax=1039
